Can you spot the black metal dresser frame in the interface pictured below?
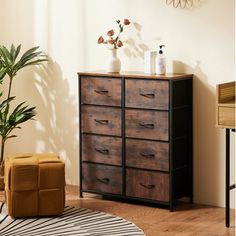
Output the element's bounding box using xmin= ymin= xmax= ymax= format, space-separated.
xmin=225 ymin=128 xmax=235 ymax=227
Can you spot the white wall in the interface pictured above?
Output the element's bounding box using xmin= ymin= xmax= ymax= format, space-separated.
xmin=0 ymin=0 xmax=234 ymax=208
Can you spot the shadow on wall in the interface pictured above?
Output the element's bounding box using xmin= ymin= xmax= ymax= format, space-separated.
xmin=123 ymin=22 xmax=160 ymax=59
xmin=32 ymin=61 xmax=79 ymax=185
xmin=173 ymin=60 xmax=221 ymax=206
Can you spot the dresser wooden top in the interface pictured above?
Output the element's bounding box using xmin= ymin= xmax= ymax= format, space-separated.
xmin=78 ymin=71 xmax=193 ymax=80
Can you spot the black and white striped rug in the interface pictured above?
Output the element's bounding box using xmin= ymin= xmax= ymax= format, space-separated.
xmin=0 ymin=202 xmax=144 ymax=236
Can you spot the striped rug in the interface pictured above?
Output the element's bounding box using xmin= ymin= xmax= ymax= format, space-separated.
xmin=0 ymin=202 xmax=145 ymax=236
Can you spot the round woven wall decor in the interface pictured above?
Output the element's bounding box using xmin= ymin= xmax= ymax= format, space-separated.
xmin=166 ymin=0 xmax=197 ymax=8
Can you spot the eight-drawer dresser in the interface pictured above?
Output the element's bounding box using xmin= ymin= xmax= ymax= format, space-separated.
xmin=78 ymin=71 xmax=193 ymax=211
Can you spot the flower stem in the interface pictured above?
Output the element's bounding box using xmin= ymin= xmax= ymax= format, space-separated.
xmin=7 ymin=76 xmax=13 ymax=99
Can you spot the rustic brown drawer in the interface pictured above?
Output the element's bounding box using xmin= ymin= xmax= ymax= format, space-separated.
xmin=218 ymin=106 xmax=235 ymax=127
xmin=125 ymin=79 xmax=169 ymax=110
xmin=125 ymin=109 xmax=169 ymax=141
xmin=126 ymin=168 xmax=169 ymax=202
xmin=82 ymin=135 xmax=122 ymax=166
xmin=82 ymin=163 xmax=122 ymax=194
xmin=82 ymin=106 xmax=121 ymax=136
xmin=126 ymin=139 xmax=169 ymax=171
xmin=81 ymin=76 xmax=121 ymax=106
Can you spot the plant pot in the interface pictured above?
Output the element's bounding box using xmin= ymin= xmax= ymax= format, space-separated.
xmin=0 ymin=164 xmax=4 ymax=190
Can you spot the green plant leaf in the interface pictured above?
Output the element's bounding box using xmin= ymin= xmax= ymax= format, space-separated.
xmin=14 ymin=45 xmax=21 ymax=61
xmin=19 ymin=46 xmax=40 ymax=63
xmin=22 ymin=58 xmax=48 ymax=67
xmin=6 ymin=135 xmax=17 ymax=140
xmin=0 ymin=68 xmax=6 ymax=83
xmin=0 ymin=47 xmax=11 ymax=75
xmin=10 ymin=44 xmax=16 ymax=62
xmin=13 ymin=53 xmax=47 ymax=75
xmin=0 ymin=97 xmax=15 ymax=111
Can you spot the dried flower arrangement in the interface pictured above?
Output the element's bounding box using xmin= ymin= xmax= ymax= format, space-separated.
xmin=97 ymin=18 xmax=130 ymax=49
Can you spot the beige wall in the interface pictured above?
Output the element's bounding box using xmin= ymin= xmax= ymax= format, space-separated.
xmin=0 ymin=0 xmax=234 ymax=208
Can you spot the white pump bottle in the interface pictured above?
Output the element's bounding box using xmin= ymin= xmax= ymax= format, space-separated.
xmin=156 ymin=45 xmax=166 ymax=75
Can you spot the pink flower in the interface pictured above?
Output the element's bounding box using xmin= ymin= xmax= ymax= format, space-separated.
xmin=97 ymin=36 xmax=105 ymax=44
xmin=108 ymin=39 xmax=115 ymax=45
xmin=123 ymin=19 xmax=130 ymax=25
xmin=107 ymin=30 xmax=114 ymax=36
xmin=117 ymin=40 xmax=123 ymax=47
xmin=97 ymin=18 xmax=130 ymax=49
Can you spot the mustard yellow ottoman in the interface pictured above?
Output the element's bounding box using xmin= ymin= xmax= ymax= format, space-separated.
xmin=4 ymin=153 xmax=65 ymax=217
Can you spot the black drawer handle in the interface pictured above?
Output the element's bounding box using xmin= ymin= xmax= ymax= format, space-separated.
xmin=94 ymin=89 xmax=109 ymax=95
xmin=94 ymin=119 xmax=109 ymax=125
xmin=138 ymin=123 xmax=155 ymax=129
xmin=140 ymin=183 xmax=155 ymax=189
xmin=140 ymin=152 xmax=155 ymax=158
xmin=95 ymin=148 xmax=109 ymax=155
xmin=139 ymin=92 xmax=155 ymax=99
xmin=95 ymin=177 xmax=110 ymax=184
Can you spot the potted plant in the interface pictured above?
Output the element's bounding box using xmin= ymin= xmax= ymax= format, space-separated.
xmin=0 ymin=44 xmax=47 ymax=189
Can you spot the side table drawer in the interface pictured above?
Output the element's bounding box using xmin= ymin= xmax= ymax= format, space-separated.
xmin=125 ymin=79 xmax=169 ymax=110
xmin=82 ymin=163 xmax=122 ymax=195
xmin=82 ymin=135 xmax=122 ymax=166
xmin=126 ymin=139 xmax=169 ymax=171
xmin=125 ymin=109 xmax=169 ymax=141
xmin=82 ymin=106 xmax=121 ymax=136
xmin=126 ymin=168 xmax=169 ymax=202
xmin=81 ymin=76 xmax=121 ymax=106
xmin=218 ymin=106 xmax=235 ymax=127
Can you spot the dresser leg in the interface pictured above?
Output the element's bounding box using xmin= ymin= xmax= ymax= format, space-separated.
xmin=225 ymin=128 xmax=230 ymax=228
xmin=169 ymin=202 xmax=174 ymax=212
xmin=189 ymin=196 xmax=194 ymax=204
xmin=80 ymin=190 xmax=83 ymax=198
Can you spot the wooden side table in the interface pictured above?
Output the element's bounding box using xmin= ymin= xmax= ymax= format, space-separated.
xmin=216 ymin=81 xmax=235 ymax=227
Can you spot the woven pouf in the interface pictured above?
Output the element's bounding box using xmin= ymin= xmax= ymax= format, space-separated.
xmin=4 ymin=153 xmax=65 ymax=217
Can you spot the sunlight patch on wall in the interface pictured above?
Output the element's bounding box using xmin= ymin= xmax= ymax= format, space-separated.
xmin=32 ymin=0 xmax=82 ymax=185
xmin=34 ymin=0 xmax=49 ymax=53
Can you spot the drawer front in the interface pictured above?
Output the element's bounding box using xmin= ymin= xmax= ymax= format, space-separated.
xmin=218 ymin=107 xmax=235 ymax=127
xmin=126 ymin=139 xmax=169 ymax=171
xmin=125 ymin=109 xmax=169 ymax=141
xmin=82 ymin=135 xmax=122 ymax=166
xmin=125 ymin=79 xmax=169 ymax=110
xmin=82 ymin=163 xmax=122 ymax=194
xmin=81 ymin=76 xmax=121 ymax=106
xmin=126 ymin=168 xmax=169 ymax=202
xmin=82 ymin=106 xmax=121 ymax=136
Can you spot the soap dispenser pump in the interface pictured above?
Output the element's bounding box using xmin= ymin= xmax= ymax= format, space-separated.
xmin=156 ymin=45 xmax=166 ymax=75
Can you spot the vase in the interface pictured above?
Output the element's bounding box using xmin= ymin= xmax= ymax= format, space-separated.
xmin=107 ymin=49 xmax=121 ymax=73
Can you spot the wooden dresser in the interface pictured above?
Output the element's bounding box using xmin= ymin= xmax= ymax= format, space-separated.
xmin=78 ymin=71 xmax=193 ymax=211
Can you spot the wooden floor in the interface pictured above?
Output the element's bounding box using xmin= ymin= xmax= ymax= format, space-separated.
xmin=1 ymin=185 xmax=235 ymax=236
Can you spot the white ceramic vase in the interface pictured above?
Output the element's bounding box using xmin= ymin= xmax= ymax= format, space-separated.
xmin=107 ymin=49 xmax=121 ymax=73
